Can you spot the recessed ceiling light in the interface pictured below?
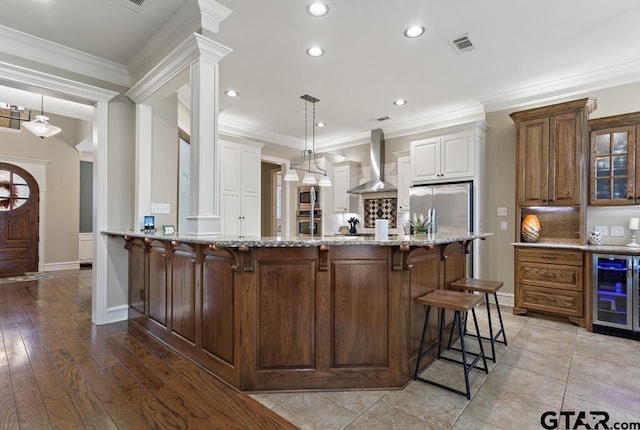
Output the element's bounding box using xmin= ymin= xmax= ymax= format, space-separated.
xmin=393 ymin=99 xmax=407 ymax=106
xmin=225 ymin=90 xmax=239 ymax=97
xmin=306 ymin=47 xmax=324 ymax=57
xmin=315 ymin=122 xmax=326 ymax=127
xmin=404 ymin=26 xmax=425 ymax=38
xmin=307 ymin=2 xmax=329 ymax=17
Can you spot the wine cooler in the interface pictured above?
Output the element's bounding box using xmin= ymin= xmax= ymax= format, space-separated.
xmin=592 ymin=254 xmax=640 ymax=339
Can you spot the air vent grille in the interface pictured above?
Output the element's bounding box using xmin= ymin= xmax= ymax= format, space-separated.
xmin=376 ymin=116 xmax=390 ymax=122
xmin=448 ymin=34 xmax=475 ymax=54
xmin=110 ymin=0 xmax=145 ymax=11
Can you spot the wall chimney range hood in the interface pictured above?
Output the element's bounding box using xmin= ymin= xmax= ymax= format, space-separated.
xmin=347 ymin=128 xmax=397 ymax=194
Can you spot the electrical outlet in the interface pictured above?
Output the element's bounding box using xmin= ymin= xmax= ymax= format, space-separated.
xmin=594 ymin=225 xmax=609 ymax=236
xmin=500 ymin=221 xmax=508 ymax=230
xmin=611 ymin=226 xmax=625 ymax=237
xmin=497 ymin=207 xmax=507 ymax=216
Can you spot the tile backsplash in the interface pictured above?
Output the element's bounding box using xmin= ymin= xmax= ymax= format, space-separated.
xmin=364 ymin=197 xmax=397 ymax=228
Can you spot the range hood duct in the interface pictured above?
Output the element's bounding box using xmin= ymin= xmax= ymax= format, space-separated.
xmin=347 ymin=128 xmax=397 ymax=194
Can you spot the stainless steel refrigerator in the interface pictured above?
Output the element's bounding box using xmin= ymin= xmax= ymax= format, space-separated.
xmin=409 ymin=181 xmax=473 ymax=234
xmin=410 ymin=181 xmax=474 ymax=272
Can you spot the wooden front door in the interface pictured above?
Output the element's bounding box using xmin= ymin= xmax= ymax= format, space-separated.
xmin=0 ymin=163 xmax=39 ymax=276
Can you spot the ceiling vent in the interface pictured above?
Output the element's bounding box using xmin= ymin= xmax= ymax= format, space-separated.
xmin=376 ymin=116 xmax=390 ymax=122
xmin=448 ymin=34 xmax=475 ymax=54
xmin=111 ymin=0 xmax=145 ymax=11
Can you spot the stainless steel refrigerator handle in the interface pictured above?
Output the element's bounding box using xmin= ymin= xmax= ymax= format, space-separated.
xmin=628 ymin=257 xmax=634 ymax=279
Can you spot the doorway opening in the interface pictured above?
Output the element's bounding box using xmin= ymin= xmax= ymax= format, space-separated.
xmin=261 ymin=161 xmax=282 ymax=236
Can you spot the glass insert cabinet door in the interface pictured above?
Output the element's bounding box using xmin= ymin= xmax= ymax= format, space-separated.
xmin=590 ymin=126 xmax=635 ymax=204
xmin=592 ymin=254 xmax=634 ymax=330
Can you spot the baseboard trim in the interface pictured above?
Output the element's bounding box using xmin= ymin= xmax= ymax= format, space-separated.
xmin=103 ymin=305 xmax=129 ymax=324
xmin=496 ymin=291 xmax=514 ymax=308
xmin=44 ymin=261 xmax=80 ymax=271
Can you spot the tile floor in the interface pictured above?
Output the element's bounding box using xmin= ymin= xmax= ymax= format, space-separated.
xmin=250 ymin=306 xmax=640 ymax=430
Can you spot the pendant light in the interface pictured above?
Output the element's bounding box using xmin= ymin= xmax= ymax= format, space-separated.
xmin=23 ymin=95 xmax=61 ymax=139
xmin=284 ymin=94 xmax=332 ymax=187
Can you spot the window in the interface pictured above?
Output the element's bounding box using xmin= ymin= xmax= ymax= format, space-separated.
xmin=0 ymin=169 xmax=30 ymax=211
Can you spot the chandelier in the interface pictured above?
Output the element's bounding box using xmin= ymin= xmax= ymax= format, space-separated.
xmin=284 ymin=94 xmax=331 ymax=186
xmin=23 ymin=95 xmax=62 ymax=139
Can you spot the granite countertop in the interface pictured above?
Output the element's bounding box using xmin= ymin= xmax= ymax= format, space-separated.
xmin=513 ymin=240 xmax=640 ymax=254
xmin=103 ymin=230 xmax=494 ymax=248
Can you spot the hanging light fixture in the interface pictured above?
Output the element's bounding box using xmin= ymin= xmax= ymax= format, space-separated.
xmin=23 ymin=95 xmax=61 ymax=139
xmin=284 ymin=94 xmax=332 ymax=187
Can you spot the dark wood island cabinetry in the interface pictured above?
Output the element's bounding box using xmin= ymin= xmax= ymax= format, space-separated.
xmin=108 ymin=233 xmax=491 ymax=392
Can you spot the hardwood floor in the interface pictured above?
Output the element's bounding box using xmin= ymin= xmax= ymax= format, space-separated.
xmin=0 ymin=269 xmax=297 ymax=430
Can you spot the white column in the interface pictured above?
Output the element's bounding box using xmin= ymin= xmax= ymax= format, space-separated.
xmin=92 ymin=100 xmax=110 ymax=325
xmin=134 ymin=104 xmax=153 ymax=229
xmin=186 ymin=54 xmax=221 ymax=235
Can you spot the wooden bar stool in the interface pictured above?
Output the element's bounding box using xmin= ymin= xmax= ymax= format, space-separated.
xmin=449 ymin=278 xmax=507 ymax=362
xmin=413 ymin=289 xmax=488 ymax=400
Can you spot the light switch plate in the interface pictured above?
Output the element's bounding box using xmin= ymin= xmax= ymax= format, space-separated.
xmin=611 ymin=226 xmax=625 ymax=237
xmin=151 ymin=203 xmax=171 ymax=214
xmin=594 ymin=225 xmax=609 ymax=236
xmin=500 ymin=221 xmax=508 ymax=230
xmin=497 ymin=207 xmax=507 ymax=216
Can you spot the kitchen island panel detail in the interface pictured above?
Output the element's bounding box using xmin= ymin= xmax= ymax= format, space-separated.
xmin=332 ymin=257 xmax=389 ymax=367
xmin=115 ymin=234 xmax=485 ymax=392
xmin=127 ymin=238 xmax=146 ymax=315
xmin=148 ymin=241 xmax=168 ymax=326
xmin=171 ymin=244 xmax=198 ymax=344
xmin=256 ymin=256 xmax=316 ymax=369
xmin=202 ymin=252 xmax=236 ymax=365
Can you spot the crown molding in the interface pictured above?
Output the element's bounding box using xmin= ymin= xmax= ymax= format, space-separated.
xmin=479 ymin=59 xmax=640 ymax=112
xmin=126 ymin=0 xmax=232 ymax=84
xmin=0 ymin=60 xmax=119 ymax=104
xmin=380 ymin=103 xmax=486 ymax=140
xmin=220 ymin=103 xmax=487 ymax=153
xmin=126 ymin=33 xmax=232 ymax=104
xmin=199 ymin=0 xmax=233 ymax=34
xmin=0 ymin=25 xmax=130 ymax=88
xmin=218 ymin=115 xmax=301 ymax=148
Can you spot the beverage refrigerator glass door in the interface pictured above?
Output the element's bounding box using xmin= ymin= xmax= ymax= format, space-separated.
xmin=592 ymin=254 xmax=636 ymax=331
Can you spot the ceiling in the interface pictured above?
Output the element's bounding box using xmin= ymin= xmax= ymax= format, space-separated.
xmin=2 ymin=0 xmax=640 ymax=148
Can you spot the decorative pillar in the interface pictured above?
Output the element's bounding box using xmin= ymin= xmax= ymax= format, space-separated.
xmin=186 ymin=36 xmax=232 ymax=235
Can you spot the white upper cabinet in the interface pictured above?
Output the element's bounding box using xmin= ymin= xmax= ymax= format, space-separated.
xmin=396 ymin=154 xmax=411 ymax=212
xmin=332 ymin=161 xmax=359 ymax=213
xmin=411 ymin=131 xmax=475 ymax=183
xmin=220 ymin=140 xmax=261 ymax=236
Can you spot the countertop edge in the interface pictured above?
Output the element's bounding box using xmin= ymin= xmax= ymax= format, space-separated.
xmin=512 ymin=241 xmax=640 ymax=254
xmin=102 ymin=230 xmax=494 ymax=247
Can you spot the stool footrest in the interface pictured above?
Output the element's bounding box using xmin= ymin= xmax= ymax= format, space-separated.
xmin=414 ymin=376 xmax=473 ymax=400
xmin=440 ymin=353 xmax=488 ymax=373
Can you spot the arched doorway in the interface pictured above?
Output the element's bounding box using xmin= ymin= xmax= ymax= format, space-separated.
xmin=0 ymin=162 xmax=39 ymax=276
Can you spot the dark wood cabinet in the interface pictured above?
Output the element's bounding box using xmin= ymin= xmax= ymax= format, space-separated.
xmin=515 ymin=247 xmax=585 ymax=326
xmin=122 ymin=237 xmax=469 ymax=392
xmin=588 ymin=112 xmax=640 ymax=205
xmin=511 ymin=98 xmax=596 ymax=207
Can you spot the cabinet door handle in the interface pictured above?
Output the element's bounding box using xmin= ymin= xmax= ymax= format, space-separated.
xmin=541 ymin=255 xmax=557 ymax=260
xmin=628 ymin=196 xmax=634 ymax=200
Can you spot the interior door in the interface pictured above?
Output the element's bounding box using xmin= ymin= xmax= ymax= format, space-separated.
xmin=0 ymin=163 xmax=39 ymax=276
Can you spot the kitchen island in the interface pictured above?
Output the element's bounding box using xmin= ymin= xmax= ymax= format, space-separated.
xmin=106 ymin=231 xmax=492 ymax=392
